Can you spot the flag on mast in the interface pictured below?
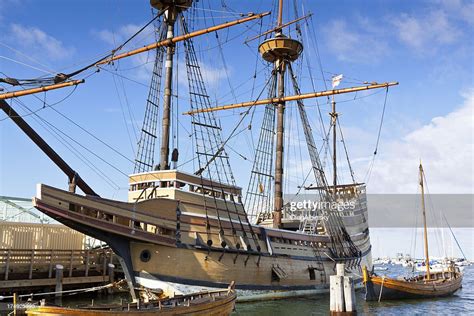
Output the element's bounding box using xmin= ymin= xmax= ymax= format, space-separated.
xmin=332 ymin=74 xmax=343 ymax=88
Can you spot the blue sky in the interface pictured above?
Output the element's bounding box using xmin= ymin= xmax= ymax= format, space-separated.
xmin=0 ymin=0 xmax=473 ymax=200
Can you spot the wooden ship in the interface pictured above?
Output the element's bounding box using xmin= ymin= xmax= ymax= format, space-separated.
xmin=1 ymin=0 xmax=398 ymax=300
xmin=363 ymin=163 xmax=463 ymax=301
xmin=26 ymin=283 xmax=236 ymax=315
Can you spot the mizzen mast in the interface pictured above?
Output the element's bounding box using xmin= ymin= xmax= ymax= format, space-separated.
xmin=331 ymin=98 xmax=337 ymax=189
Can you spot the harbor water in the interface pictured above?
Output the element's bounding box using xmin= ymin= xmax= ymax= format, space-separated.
xmin=234 ymin=265 xmax=473 ymax=315
xmin=50 ymin=264 xmax=472 ymax=315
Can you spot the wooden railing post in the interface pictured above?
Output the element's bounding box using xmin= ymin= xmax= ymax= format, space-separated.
xmin=5 ymin=249 xmax=11 ymax=281
xmin=102 ymin=250 xmax=107 ymax=276
xmin=28 ymin=249 xmax=35 ymax=279
xmin=85 ymin=250 xmax=90 ymax=277
xmin=48 ymin=250 xmax=54 ymax=278
xmin=69 ymin=250 xmax=74 ymax=277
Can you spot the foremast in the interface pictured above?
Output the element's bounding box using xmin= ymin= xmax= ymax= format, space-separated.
xmin=152 ymin=1 xmax=192 ymax=170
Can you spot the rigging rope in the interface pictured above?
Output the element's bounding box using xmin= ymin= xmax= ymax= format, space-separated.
xmin=364 ymin=87 xmax=389 ymax=183
xmin=13 ymin=100 xmax=121 ymax=189
xmin=0 ymin=9 xmax=167 ymax=87
xmin=337 ymin=119 xmax=356 ymax=183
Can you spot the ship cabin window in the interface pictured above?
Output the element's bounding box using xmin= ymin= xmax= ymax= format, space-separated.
xmin=147 ymin=224 xmax=157 ymax=233
xmin=309 ymin=267 xmax=316 ymax=280
xmin=157 ymin=226 xmax=174 ymax=237
xmin=173 ymin=181 xmax=185 ymax=189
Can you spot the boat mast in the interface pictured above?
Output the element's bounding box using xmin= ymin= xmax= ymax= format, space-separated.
xmin=153 ymin=1 xmax=191 ymax=170
xmin=331 ymin=97 xmax=337 ymax=190
xmin=273 ymin=0 xmax=285 ymax=228
xmin=419 ymin=162 xmax=431 ymax=280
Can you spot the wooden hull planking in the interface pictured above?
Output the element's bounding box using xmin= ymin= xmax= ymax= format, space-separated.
xmin=364 ymin=272 xmax=463 ymax=301
xmin=33 ymin=184 xmax=372 ymax=292
xmin=26 ymin=288 xmax=236 ymax=315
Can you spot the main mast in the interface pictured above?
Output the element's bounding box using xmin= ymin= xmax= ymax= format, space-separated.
xmin=259 ymin=0 xmax=303 ymax=228
xmin=274 ymin=0 xmax=285 ymax=228
xmin=420 ymin=162 xmax=431 ymax=280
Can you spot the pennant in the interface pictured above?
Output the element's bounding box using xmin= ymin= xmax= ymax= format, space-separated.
xmin=332 ymin=74 xmax=343 ymax=88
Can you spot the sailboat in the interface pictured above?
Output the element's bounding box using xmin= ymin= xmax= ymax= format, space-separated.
xmin=363 ymin=163 xmax=463 ymax=301
xmin=1 ymin=0 xmax=398 ymax=300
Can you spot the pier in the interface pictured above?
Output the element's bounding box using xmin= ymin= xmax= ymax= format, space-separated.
xmin=0 ymin=196 xmax=123 ymax=295
xmin=0 ymin=248 xmax=122 ymax=294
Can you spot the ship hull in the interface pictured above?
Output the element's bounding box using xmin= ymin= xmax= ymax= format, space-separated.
xmin=33 ymin=184 xmax=372 ymax=296
xmin=364 ymin=272 xmax=463 ymax=301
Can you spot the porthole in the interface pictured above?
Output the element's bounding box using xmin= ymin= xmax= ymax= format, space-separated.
xmin=140 ymin=249 xmax=151 ymax=262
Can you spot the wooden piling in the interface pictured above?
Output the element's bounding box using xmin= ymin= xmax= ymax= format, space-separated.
xmin=330 ymin=263 xmax=356 ymax=315
xmin=55 ymin=264 xmax=64 ymax=305
xmin=336 ymin=263 xmax=345 ymax=277
xmin=330 ymin=275 xmax=345 ymax=313
xmin=107 ymin=263 xmax=115 ymax=295
xmin=343 ymin=276 xmax=356 ymax=313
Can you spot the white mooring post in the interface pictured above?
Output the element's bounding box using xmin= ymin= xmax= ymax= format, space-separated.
xmin=330 ymin=263 xmax=356 ymax=315
xmin=107 ymin=263 xmax=115 ymax=295
xmin=55 ymin=264 xmax=64 ymax=306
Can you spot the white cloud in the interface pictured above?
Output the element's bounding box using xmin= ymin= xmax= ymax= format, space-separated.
xmin=436 ymin=0 xmax=474 ymax=25
xmin=324 ymin=19 xmax=389 ymax=63
xmin=391 ymin=9 xmax=462 ymax=52
xmin=95 ymin=24 xmax=153 ymax=47
xmin=94 ymin=23 xmax=163 ymax=82
xmin=10 ymin=24 xmax=74 ymax=59
xmin=176 ymin=59 xmax=229 ymax=90
xmin=362 ymin=89 xmax=473 ymax=193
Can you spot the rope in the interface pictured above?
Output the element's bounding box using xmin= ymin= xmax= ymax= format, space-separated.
xmin=364 ymin=87 xmax=390 ymax=183
xmin=0 ymin=9 xmax=167 ymax=87
xmin=337 ymin=119 xmax=356 ymax=183
xmin=443 ymin=213 xmax=468 ymax=260
xmin=0 ymin=282 xmax=119 ymax=300
xmin=378 ymin=276 xmax=385 ymax=302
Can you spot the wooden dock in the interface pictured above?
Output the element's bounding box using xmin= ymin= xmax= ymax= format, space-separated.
xmin=0 ymin=248 xmax=123 ymax=294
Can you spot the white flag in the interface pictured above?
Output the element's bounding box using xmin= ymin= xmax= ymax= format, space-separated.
xmin=332 ymin=74 xmax=343 ymax=88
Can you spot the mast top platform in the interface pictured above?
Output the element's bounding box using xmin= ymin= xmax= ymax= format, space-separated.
xmin=150 ymin=0 xmax=192 ymax=12
xmin=258 ymin=34 xmax=303 ymax=63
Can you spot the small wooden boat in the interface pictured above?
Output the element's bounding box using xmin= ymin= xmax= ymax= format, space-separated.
xmin=363 ymin=163 xmax=463 ymax=301
xmin=363 ymin=265 xmax=462 ymax=301
xmin=26 ymin=283 xmax=236 ymax=315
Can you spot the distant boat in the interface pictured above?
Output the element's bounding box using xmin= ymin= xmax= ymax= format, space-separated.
xmin=363 ymin=163 xmax=463 ymax=301
xmin=373 ymin=266 xmax=388 ymax=271
xmin=26 ymin=284 xmax=236 ymax=316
